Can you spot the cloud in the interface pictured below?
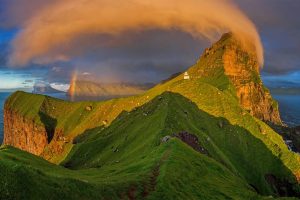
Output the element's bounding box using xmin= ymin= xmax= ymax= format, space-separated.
xmin=262 ymin=71 xmax=300 ymax=88
xmin=8 ymin=0 xmax=263 ymax=67
xmin=0 ymin=0 xmax=58 ymax=28
xmin=235 ymin=0 xmax=300 ymax=74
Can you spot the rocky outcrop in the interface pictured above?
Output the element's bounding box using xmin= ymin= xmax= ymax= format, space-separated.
xmin=3 ymin=95 xmax=63 ymax=158
xmin=190 ymin=33 xmax=281 ymax=124
xmin=173 ymin=132 xmax=209 ymax=155
xmin=264 ymin=174 xmax=298 ymax=196
xmin=3 ymin=108 xmax=48 ymax=155
xmin=271 ymin=124 xmax=300 ymax=153
xmin=222 ymin=36 xmax=281 ymax=124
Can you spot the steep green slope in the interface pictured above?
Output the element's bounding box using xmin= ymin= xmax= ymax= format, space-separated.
xmin=1 ymin=92 xmax=298 ymax=199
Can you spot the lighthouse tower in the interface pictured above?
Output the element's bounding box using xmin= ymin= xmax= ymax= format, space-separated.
xmin=184 ymin=72 xmax=190 ymax=80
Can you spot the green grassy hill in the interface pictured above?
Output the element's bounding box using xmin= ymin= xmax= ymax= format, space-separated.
xmin=2 ymin=33 xmax=300 ymax=199
xmin=1 ymin=92 xmax=299 ymax=199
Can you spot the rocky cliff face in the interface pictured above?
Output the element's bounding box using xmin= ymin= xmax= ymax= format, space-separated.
xmin=3 ymin=95 xmax=67 ymax=158
xmin=3 ymin=107 xmax=48 ymax=155
xmin=190 ymin=33 xmax=281 ymax=124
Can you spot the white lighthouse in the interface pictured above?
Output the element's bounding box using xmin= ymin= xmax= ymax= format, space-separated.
xmin=184 ymin=72 xmax=190 ymax=80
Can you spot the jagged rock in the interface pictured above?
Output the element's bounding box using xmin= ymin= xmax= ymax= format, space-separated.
xmin=3 ymin=108 xmax=48 ymax=156
xmin=264 ymin=174 xmax=296 ymax=196
xmin=173 ymin=132 xmax=209 ymax=155
xmin=85 ymin=106 xmax=93 ymax=111
xmin=218 ymin=121 xmax=224 ymax=128
xmin=295 ymin=126 xmax=300 ymax=135
xmin=161 ymin=136 xmax=171 ymax=143
xmin=189 ymin=33 xmax=282 ymax=125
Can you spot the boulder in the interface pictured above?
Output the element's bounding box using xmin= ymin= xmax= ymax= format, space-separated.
xmin=161 ymin=136 xmax=171 ymax=143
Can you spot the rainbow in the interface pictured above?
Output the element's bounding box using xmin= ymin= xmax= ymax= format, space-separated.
xmin=69 ymin=70 xmax=78 ymax=101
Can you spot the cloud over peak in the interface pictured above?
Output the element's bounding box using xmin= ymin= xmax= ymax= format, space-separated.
xmin=7 ymin=0 xmax=263 ymax=67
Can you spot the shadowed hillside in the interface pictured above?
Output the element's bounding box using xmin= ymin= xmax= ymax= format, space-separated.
xmin=1 ymin=92 xmax=299 ymax=199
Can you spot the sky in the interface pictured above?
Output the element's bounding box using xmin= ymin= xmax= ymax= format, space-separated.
xmin=0 ymin=68 xmax=46 ymax=91
xmin=0 ymin=0 xmax=300 ymax=90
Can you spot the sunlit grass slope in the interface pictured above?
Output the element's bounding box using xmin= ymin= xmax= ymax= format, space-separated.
xmin=6 ymin=70 xmax=300 ymax=180
xmin=1 ymin=92 xmax=299 ymax=199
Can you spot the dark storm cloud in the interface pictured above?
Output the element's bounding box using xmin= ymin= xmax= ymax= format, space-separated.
xmin=0 ymin=29 xmax=11 ymax=67
xmin=235 ymin=0 xmax=300 ymax=74
xmin=46 ymin=65 xmax=74 ymax=83
xmin=0 ymin=0 xmax=57 ymax=28
xmin=67 ymin=30 xmax=208 ymax=82
xmin=0 ymin=0 xmax=300 ymax=84
xmin=7 ymin=0 xmax=263 ymax=66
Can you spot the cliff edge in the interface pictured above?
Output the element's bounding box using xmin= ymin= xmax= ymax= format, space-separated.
xmin=189 ymin=33 xmax=281 ymax=124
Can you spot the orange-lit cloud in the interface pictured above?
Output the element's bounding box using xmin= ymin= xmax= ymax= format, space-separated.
xmin=8 ymin=0 xmax=264 ymax=67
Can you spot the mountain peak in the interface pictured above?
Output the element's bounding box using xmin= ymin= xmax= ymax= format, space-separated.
xmin=188 ymin=33 xmax=281 ymax=124
xmin=215 ymin=32 xmax=239 ymax=46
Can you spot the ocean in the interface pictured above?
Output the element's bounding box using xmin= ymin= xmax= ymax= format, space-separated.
xmin=0 ymin=92 xmax=300 ymax=143
xmin=0 ymin=92 xmax=11 ymax=143
xmin=273 ymin=94 xmax=300 ymax=127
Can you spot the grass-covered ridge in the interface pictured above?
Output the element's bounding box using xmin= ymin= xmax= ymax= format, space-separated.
xmin=4 ymin=47 xmax=300 ymax=178
xmin=2 ymin=33 xmax=300 ymax=199
xmin=1 ymin=92 xmax=299 ymax=199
